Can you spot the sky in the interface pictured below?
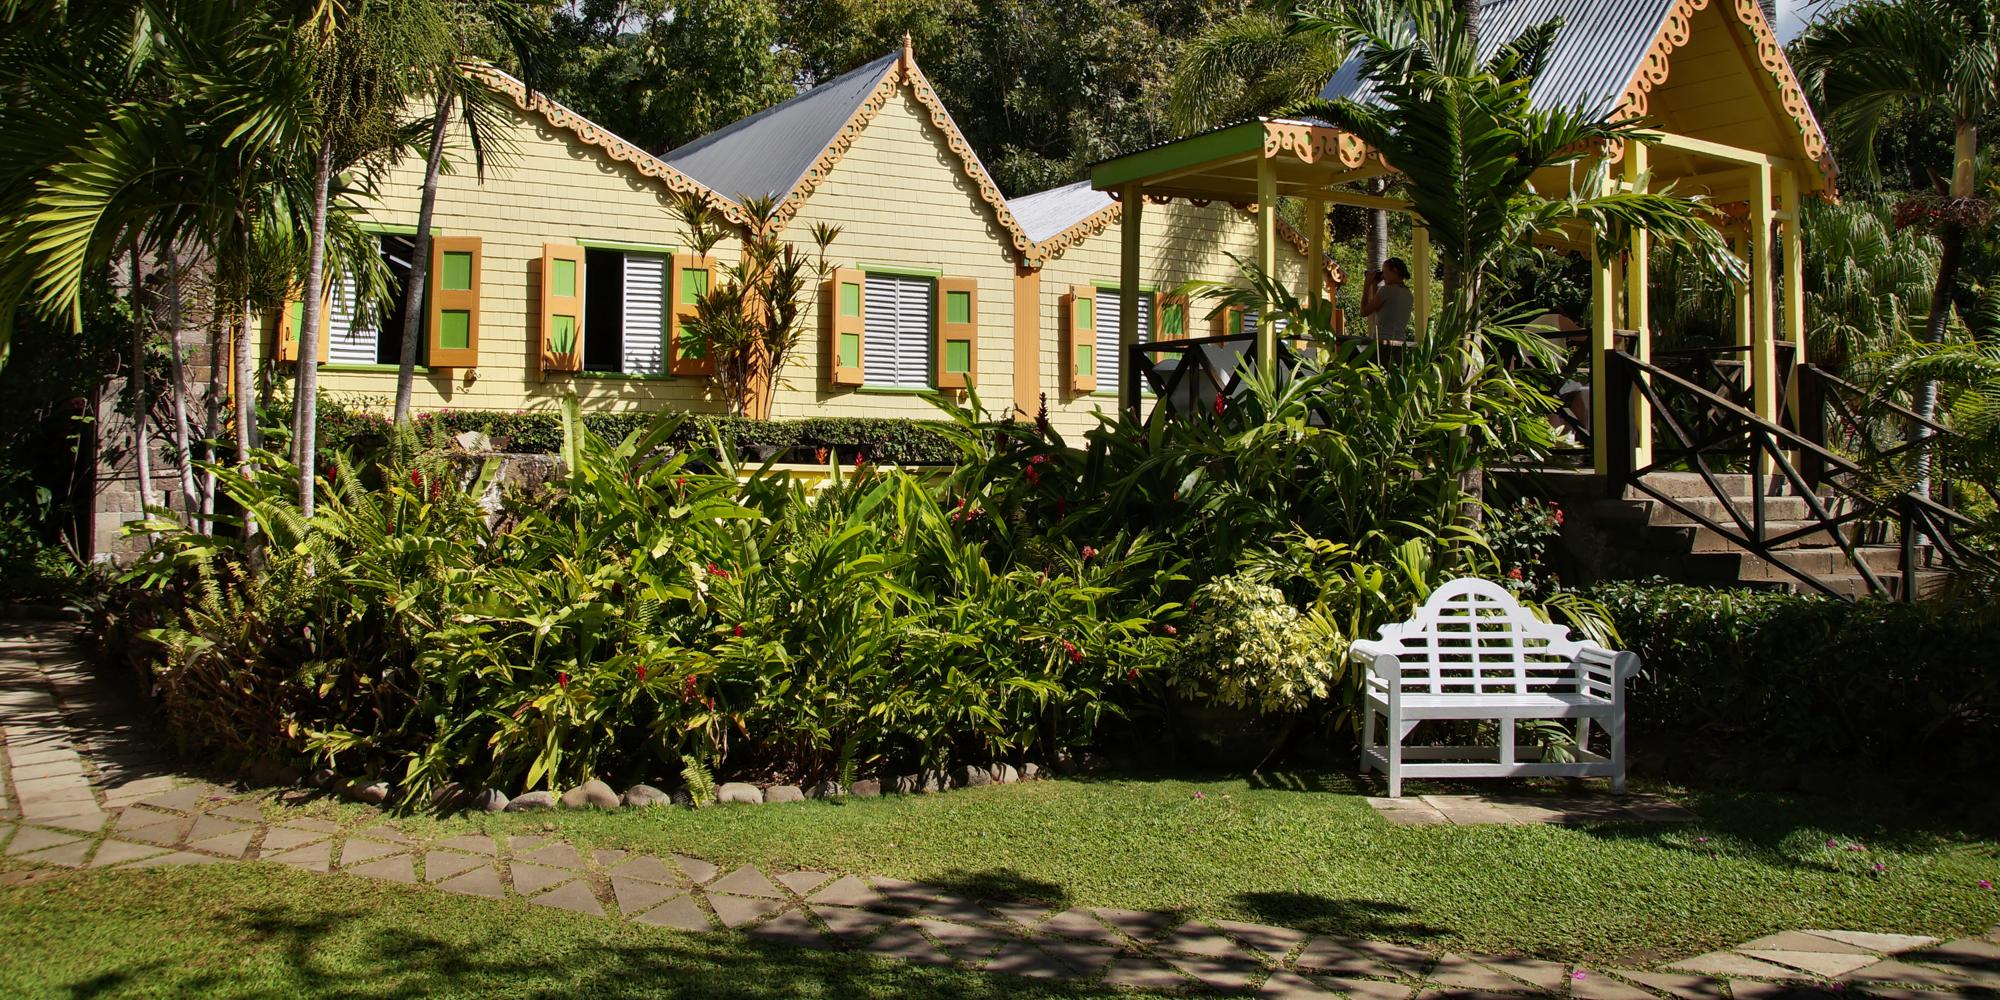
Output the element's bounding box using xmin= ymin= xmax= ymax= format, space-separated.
xmin=1778 ymin=0 xmax=1857 ymax=41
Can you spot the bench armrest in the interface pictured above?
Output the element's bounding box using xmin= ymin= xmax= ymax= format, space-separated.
xmin=1573 ymin=644 xmax=1642 ymax=695
xmin=1348 ymin=639 xmax=1402 ymax=691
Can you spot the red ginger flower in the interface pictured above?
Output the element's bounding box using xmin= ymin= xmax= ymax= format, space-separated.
xmin=1062 ymin=641 xmax=1082 ymax=664
xmin=1080 ymin=546 xmax=1098 ymax=560
xmin=733 ymin=624 xmax=744 ymax=637
xmin=636 ymin=664 xmax=648 ymax=681
xmin=557 ymin=671 xmax=569 ymax=689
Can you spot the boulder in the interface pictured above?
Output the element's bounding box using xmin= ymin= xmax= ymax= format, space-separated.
xmin=670 ymin=788 xmax=699 ymax=809
xmin=716 ymin=782 xmax=764 ymax=805
xmin=345 ymin=780 xmax=390 ymax=805
xmin=429 ymin=782 xmax=469 ymax=811
xmin=505 ymin=790 xmax=556 ymax=812
xmin=847 ymin=778 xmax=883 ymax=798
xmin=1022 ymin=763 xmax=1041 ymax=781
xmin=765 ymin=784 xmax=807 ymax=804
xmin=989 ymin=763 xmax=1020 ymax=785
xmin=309 ymin=768 xmax=338 ymax=789
xmin=892 ymin=774 xmax=921 ymax=795
xmin=559 ymin=779 xmax=620 ymax=809
xmin=955 ymin=765 xmax=991 ymax=789
xmin=622 ymin=784 xmax=673 ymax=808
xmin=471 ymin=788 xmax=510 ymax=812
xmin=807 ymin=780 xmax=846 ymax=800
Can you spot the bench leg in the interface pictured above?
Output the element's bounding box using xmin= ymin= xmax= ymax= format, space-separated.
xmin=1498 ymin=718 xmax=1515 ymax=766
xmin=1387 ymin=713 xmax=1404 ymax=799
xmin=1610 ymin=712 xmax=1627 ymax=795
xmin=1361 ymin=705 xmax=1378 ymax=774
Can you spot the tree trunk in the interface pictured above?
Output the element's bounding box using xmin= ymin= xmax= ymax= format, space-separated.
xmin=1914 ymin=121 xmax=1979 ymax=498
xmin=396 ymin=92 xmax=452 ymax=426
xmin=128 ymin=246 xmax=156 ymax=515
xmin=294 ymin=142 xmax=335 ymax=518
xmin=236 ymin=226 xmax=259 ymax=540
xmin=161 ymin=248 xmax=201 ymax=528
xmin=1366 ymin=179 xmax=1388 ymax=344
xmin=1457 ymin=0 xmax=1481 ymax=45
xmin=203 ymin=293 xmax=223 ymax=527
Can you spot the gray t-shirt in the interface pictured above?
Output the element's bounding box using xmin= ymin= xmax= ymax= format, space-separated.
xmin=1374 ymin=284 xmax=1413 ymax=339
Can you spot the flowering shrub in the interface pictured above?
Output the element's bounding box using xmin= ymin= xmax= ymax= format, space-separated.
xmin=1169 ymin=573 xmax=1341 ymax=715
xmin=1485 ymin=497 xmax=1564 ymax=595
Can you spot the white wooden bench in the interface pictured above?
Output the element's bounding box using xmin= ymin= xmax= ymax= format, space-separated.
xmin=1349 ymin=578 xmax=1640 ymax=797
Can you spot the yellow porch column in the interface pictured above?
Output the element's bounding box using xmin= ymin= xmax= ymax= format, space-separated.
xmin=1590 ymin=238 xmax=1616 ymax=475
xmin=1731 ymin=233 xmax=1751 ymax=348
xmin=1306 ymin=196 xmax=1327 ymax=312
xmin=1749 ymin=164 xmax=1779 ymax=430
xmin=1411 ymin=223 xmax=1433 ymax=337
xmin=1779 ymin=168 xmax=1807 ymax=421
xmin=1623 ymin=142 xmax=1652 ymax=466
xmin=1255 ymin=157 xmax=1278 ymax=371
xmin=1120 ymin=183 xmax=1143 ymax=409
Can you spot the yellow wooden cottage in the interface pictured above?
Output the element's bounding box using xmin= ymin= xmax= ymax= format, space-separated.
xmin=268 ymin=41 xmax=1336 ymax=438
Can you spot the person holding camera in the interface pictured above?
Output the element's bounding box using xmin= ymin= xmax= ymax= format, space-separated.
xmin=1361 ymin=257 xmax=1413 ymax=340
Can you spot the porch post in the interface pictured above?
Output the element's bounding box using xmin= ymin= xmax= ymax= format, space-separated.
xmin=1732 ymin=232 xmax=1751 ymax=348
xmin=1623 ymin=142 xmax=1652 ymax=466
xmin=1590 ymin=237 xmax=1616 ymax=476
xmin=1749 ymin=164 xmax=1779 ymax=431
xmin=1255 ymin=156 xmax=1278 ymax=372
xmin=1306 ymin=196 xmax=1327 ymax=312
xmin=1120 ymin=183 xmax=1143 ymax=415
xmin=1779 ymin=168 xmax=1806 ymax=420
xmin=1411 ymin=223 xmax=1433 ymax=337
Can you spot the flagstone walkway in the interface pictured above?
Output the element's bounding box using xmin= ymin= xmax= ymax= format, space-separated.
xmin=3 ymin=623 xmax=1996 ymax=997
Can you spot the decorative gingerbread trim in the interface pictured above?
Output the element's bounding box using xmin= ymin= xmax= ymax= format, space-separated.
xmin=1262 ymin=121 xmax=1375 ymax=170
xmin=466 ymin=65 xmax=753 ymax=228
xmin=1616 ymin=0 xmax=1835 ymax=185
xmin=901 ymin=59 xmax=1040 ymax=260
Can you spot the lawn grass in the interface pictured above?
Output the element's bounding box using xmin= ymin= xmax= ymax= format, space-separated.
xmin=0 ymin=862 xmax=1161 ymax=1000
xmin=325 ymin=772 xmax=2000 ymax=965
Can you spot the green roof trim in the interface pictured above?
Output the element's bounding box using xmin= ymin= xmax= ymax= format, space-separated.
xmin=1090 ymin=121 xmax=1264 ymax=191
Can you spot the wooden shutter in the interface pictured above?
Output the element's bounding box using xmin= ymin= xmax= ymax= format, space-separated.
xmin=934 ymin=276 xmax=977 ymax=389
xmin=539 ymin=244 xmax=584 ymax=374
xmin=1157 ymin=293 xmax=1189 ymax=341
xmin=825 ymin=266 xmax=865 ymax=386
xmin=272 ymin=287 xmax=329 ymax=363
xmin=1061 ymin=284 xmax=1096 ymax=394
xmin=1210 ymin=304 xmax=1245 ymax=337
xmin=668 ymin=252 xmax=716 ymax=376
xmin=426 ymin=235 xmax=481 ymax=367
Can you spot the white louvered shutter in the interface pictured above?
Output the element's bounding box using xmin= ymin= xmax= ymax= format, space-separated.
xmin=863 ymin=273 xmax=932 ymax=389
xmin=622 ymin=253 xmax=668 ymax=375
xmin=1093 ymin=290 xmax=1150 ymax=395
xmin=325 ymin=275 xmax=373 ymax=365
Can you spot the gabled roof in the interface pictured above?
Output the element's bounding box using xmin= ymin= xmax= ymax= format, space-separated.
xmin=1315 ymin=0 xmax=1834 ymax=185
xmin=466 ymin=65 xmax=752 ymax=227
xmin=1009 ymin=182 xmax=1344 ymax=284
xmin=660 ymin=52 xmax=901 ymax=208
xmin=658 ymin=42 xmax=1040 ymax=254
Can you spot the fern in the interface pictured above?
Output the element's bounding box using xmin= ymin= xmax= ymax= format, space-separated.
xmin=680 ymin=755 xmax=716 ymax=807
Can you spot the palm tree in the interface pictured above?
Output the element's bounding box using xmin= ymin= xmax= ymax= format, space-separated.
xmin=1796 ymin=0 xmax=2000 ymax=494
xmin=287 ymin=0 xmax=452 ymax=515
xmin=391 ymin=0 xmax=551 ymax=427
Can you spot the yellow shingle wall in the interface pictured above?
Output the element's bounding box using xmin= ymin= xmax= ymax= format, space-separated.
xmin=773 ymin=87 xmax=1022 ymax=422
xmin=1030 ymin=201 xmax=1315 ymax=436
xmin=307 ymin=99 xmax=741 ymax=416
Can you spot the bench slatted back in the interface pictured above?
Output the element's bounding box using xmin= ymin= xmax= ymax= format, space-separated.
xmin=1372 ymin=579 xmax=1585 ymax=695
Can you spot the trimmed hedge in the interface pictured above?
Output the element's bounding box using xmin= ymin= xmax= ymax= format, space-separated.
xmin=1589 ymin=581 xmax=2000 ymax=772
xmin=316 ymin=401 xmax=963 ymax=465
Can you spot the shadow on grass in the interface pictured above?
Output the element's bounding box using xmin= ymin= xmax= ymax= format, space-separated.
xmin=920 ymin=867 xmax=1073 ymax=907
xmin=1230 ymin=890 xmax=1452 ymax=943
xmin=57 ymin=900 xmax=1141 ymax=1000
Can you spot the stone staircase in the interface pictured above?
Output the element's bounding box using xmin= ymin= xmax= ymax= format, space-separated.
xmin=1523 ymin=470 xmax=1948 ymax=599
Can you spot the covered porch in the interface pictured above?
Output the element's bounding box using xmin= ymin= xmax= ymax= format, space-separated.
xmin=1083 ymin=0 xmax=1838 ymax=478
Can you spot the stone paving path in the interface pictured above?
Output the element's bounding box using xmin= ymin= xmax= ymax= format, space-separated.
xmin=3 ymin=624 xmax=1997 ymax=997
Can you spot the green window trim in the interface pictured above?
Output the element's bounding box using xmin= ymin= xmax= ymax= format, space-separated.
xmin=321 ymin=362 xmax=433 ymax=374
xmin=859 ymin=263 xmax=944 ymax=279
xmin=853 ymin=385 xmax=936 ymax=397
xmin=360 ymin=222 xmax=428 ymax=237
xmin=575 ymin=370 xmax=680 ymax=382
xmin=1093 ymin=282 xmax=1159 ymax=294
xmin=579 ymin=239 xmax=679 ymax=255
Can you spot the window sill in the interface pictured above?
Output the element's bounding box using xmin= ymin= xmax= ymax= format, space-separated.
xmin=575 ymin=371 xmax=677 ymax=382
xmin=853 ymin=386 xmax=937 ymax=396
xmin=323 ymin=363 xmax=429 ymax=374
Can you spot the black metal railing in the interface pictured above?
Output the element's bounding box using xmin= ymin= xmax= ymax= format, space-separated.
xmin=1605 ymin=350 xmax=1993 ymax=600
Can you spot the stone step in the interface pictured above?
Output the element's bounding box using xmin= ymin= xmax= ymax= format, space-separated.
xmin=1628 ymin=472 xmax=1757 ymax=499
xmin=1679 ymin=522 xmax=1864 ymax=553
xmin=1775 ymin=569 xmax=1953 ymax=600
xmin=1734 ymin=546 xmax=1907 ymax=580
xmin=1642 ymin=495 xmax=1814 ymax=526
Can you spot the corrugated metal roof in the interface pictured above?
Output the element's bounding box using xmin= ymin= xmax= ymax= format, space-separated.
xmin=661 ymin=51 xmax=901 ymax=208
xmin=1009 ymin=181 xmax=1114 ymax=243
xmin=1317 ymin=0 xmax=1674 ymax=116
